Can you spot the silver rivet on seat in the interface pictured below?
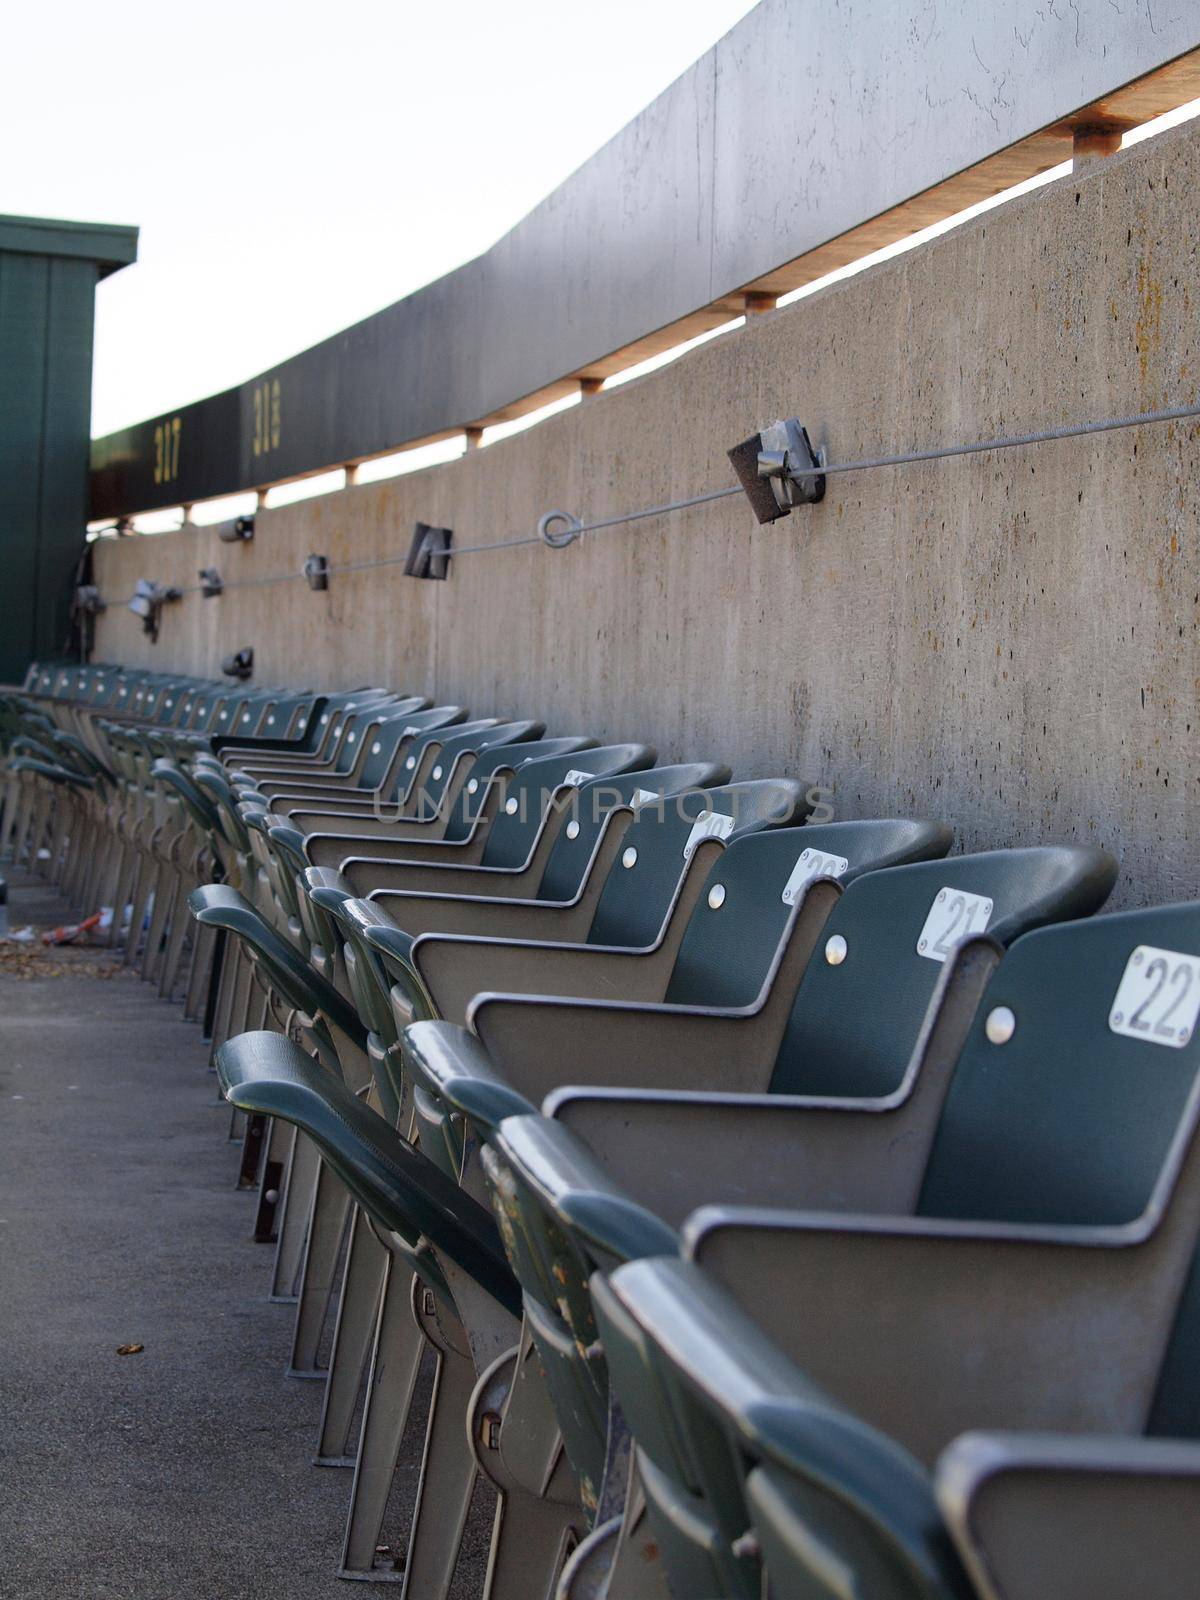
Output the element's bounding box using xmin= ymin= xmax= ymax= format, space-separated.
xmin=371 ymin=741 xmax=381 ymax=755
xmin=622 ymin=847 xmax=638 ymax=869
xmin=985 ymin=1006 xmax=1016 ymax=1045
xmin=405 ymin=756 xmax=416 ymax=769
xmin=708 ymin=883 xmax=726 ymax=909
xmin=566 ymin=820 xmax=580 ymax=839
xmin=432 ymin=765 xmax=443 ymax=781
xmin=825 ymin=934 xmax=848 ymax=965
xmin=505 ymin=798 xmax=519 ymax=814
xmin=242 ymin=713 xmax=251 ymax=723
xmin=467 ymin=778 xmax=479 ymax=794
xmin=347 ymin=732 xmax=356 ymax=743
xmin=267 ymin=715 xmax=276 ymax=726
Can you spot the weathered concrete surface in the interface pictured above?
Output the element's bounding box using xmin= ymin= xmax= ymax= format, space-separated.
xmin=95 ymin=119 xmax=1200 ymax=909
xmin=0 ymin=870 xmax=490 ymax=1597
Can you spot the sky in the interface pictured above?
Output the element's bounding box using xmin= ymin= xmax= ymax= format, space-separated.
xmin=1 ymin=0 xmax=759 ymax=440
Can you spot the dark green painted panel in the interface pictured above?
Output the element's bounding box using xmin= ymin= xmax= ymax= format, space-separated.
xmin=0 ymin=244 xmax=102 ymax=684
xmin=37 ymin=257 xmax=99 ymax=664
xmin=0 ymin=252 xmax=48 ymax=683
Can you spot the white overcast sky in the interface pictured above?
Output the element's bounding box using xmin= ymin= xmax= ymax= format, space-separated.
xmin=1 ymin=1 xmax=759 ymax=439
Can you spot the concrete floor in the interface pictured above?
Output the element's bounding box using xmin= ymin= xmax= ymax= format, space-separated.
xmin=0 ymin=869 xmax=488 ymax=1599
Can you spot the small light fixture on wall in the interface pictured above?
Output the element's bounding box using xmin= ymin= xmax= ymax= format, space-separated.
xmin=728 ymin=418 xmax=825 ymax=523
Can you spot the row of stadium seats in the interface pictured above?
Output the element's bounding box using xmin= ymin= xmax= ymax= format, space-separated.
xmin=4 ymin=659 xmax=1198 ymax=1600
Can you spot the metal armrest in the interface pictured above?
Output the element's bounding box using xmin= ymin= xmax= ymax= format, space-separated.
xmin=317 ymin=832 xmax=490 ymax=875
xmin=406 ymin=831 xmax=733 ymax=1021
xmin=539 ymin=938 xmax=1003 ymax=1220
xmin=251 ymin=773 xmax=369 ymax=799
xmin=467 ymin=882 xmax=838 ymax=1103
xmin=296 ymin=812 xmax=453 ymax=842
xmin=367 ymin=857 xmax=551 ymax=900
xmin=302 ymin=767 xmax=512 ymax=866
xmin=215 ymin=1029 xmax=519 ymax=1314
xmin=682 ymin=1156 xmax=1200 ymax=1467
xmin=472 ymin=996 xmax=773 ymax=1102
xmin=936 ymin=1432 xmax=1200 ymax=1600
xmin=402 ymin=1020 xmax=539 ymax=1135
xmin=188 ymin=883 xmax=367 ymax=1052
xmin=277 ymin=798 xmax=388 ymax=824
xmin=374 ymin=890 xmax=596 ymax=946
xmin=603 ymin=1255 xmax=970 ymax=1598
xmin=416 ymin=935 xmax=682 ymax=1027
xmin=494 ymin=1112 xmax=680 ymax=1267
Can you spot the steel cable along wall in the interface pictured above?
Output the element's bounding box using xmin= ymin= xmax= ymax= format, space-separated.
xmin=89 ymin=399 xmax=1200 ymax=606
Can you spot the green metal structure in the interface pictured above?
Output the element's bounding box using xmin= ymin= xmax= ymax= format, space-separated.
xmin=0 ymin=213 xmax=137 ymax=685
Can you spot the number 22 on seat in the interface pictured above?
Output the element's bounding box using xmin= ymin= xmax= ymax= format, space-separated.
xmin=1110 ymin=946 xmax=1200 ymax=1049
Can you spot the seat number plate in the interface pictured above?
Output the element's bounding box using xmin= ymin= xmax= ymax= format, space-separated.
xmin=916 ymin=888 xmax=993 ymax=962
xmin=563 ymin=769 xmax=593 ymax=788
xmin=782 ymin=850 xmax=849 ymax=905
xmin=683 ymin=811 xmax=735 ymax=859
xmin=1109 ymin=946 xmax=1200 ymax=1049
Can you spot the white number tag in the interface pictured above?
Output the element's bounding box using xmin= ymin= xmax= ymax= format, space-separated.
xmin=562 ymin=769 xmax=593 ymax=789
xmin=682 ymin=811 xmax=735 ymax=859
xmin=632 ymin=788 xmax=661 ymax=809
xmin=782 ymin=849 xmax=849 ymax=906
xmin=1109 ymin=946 xmax=1200 ymax=1049
xmin=916 ymin=887 xmax=993 ymax=962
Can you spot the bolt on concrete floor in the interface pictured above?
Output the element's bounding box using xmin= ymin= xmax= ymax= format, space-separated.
xmin=0 ymin=869 xmax=488 ymax=1598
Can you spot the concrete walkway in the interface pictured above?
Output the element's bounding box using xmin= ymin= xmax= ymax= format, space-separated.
xmin=0 ymin=870 xmax=486 ymax=1598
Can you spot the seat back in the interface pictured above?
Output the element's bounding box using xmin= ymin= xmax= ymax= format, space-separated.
xmin=533 ymin=762 xmax=730 ymax=909
xmin=305 ymin=699 xmax=403 ymax=775
xmin=154 ymin=683 xmax=201 ymax=725
xmin=213 ymin=690 xmax=269 ymax=737
xmin=920 ymin=901 xmax=1200 ymax=1225
xmin=328 ymin=704 xmax=468 ymax=795
xmin=587 ymin=778 xmax=813 ymax=951
xmin=214 ymin=689 xmax=343 ymax=752
xmin=768 ymin=846 xmax=1118 ymax=1096
xmin=79 ymin=665 xmax=120 ymax=705
xmin=437 ymin=736 xmax=597 ymax=844
xmin=225 ymin=689 xmax=316 ymax=739
xmin=395 ymin=718 xmax=546 ymax=813
xmin=662 ymin=818 xmax=955 ymax=1010
xmin=236 ymin=690 xmax=318 ymax=741
xmin=109 ymin=673 xmax=152 ymax=716
xmin=917 ymin=900 xmax=1200 ymax=1443
xmin=475 ymin=743 xmax=656 ymax=868
xmin=254 ymin=688 xmax=392 ymax=757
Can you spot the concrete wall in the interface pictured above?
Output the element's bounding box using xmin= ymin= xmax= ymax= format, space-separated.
xmin=93 ymin=119 xmax=1200 ymax=909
